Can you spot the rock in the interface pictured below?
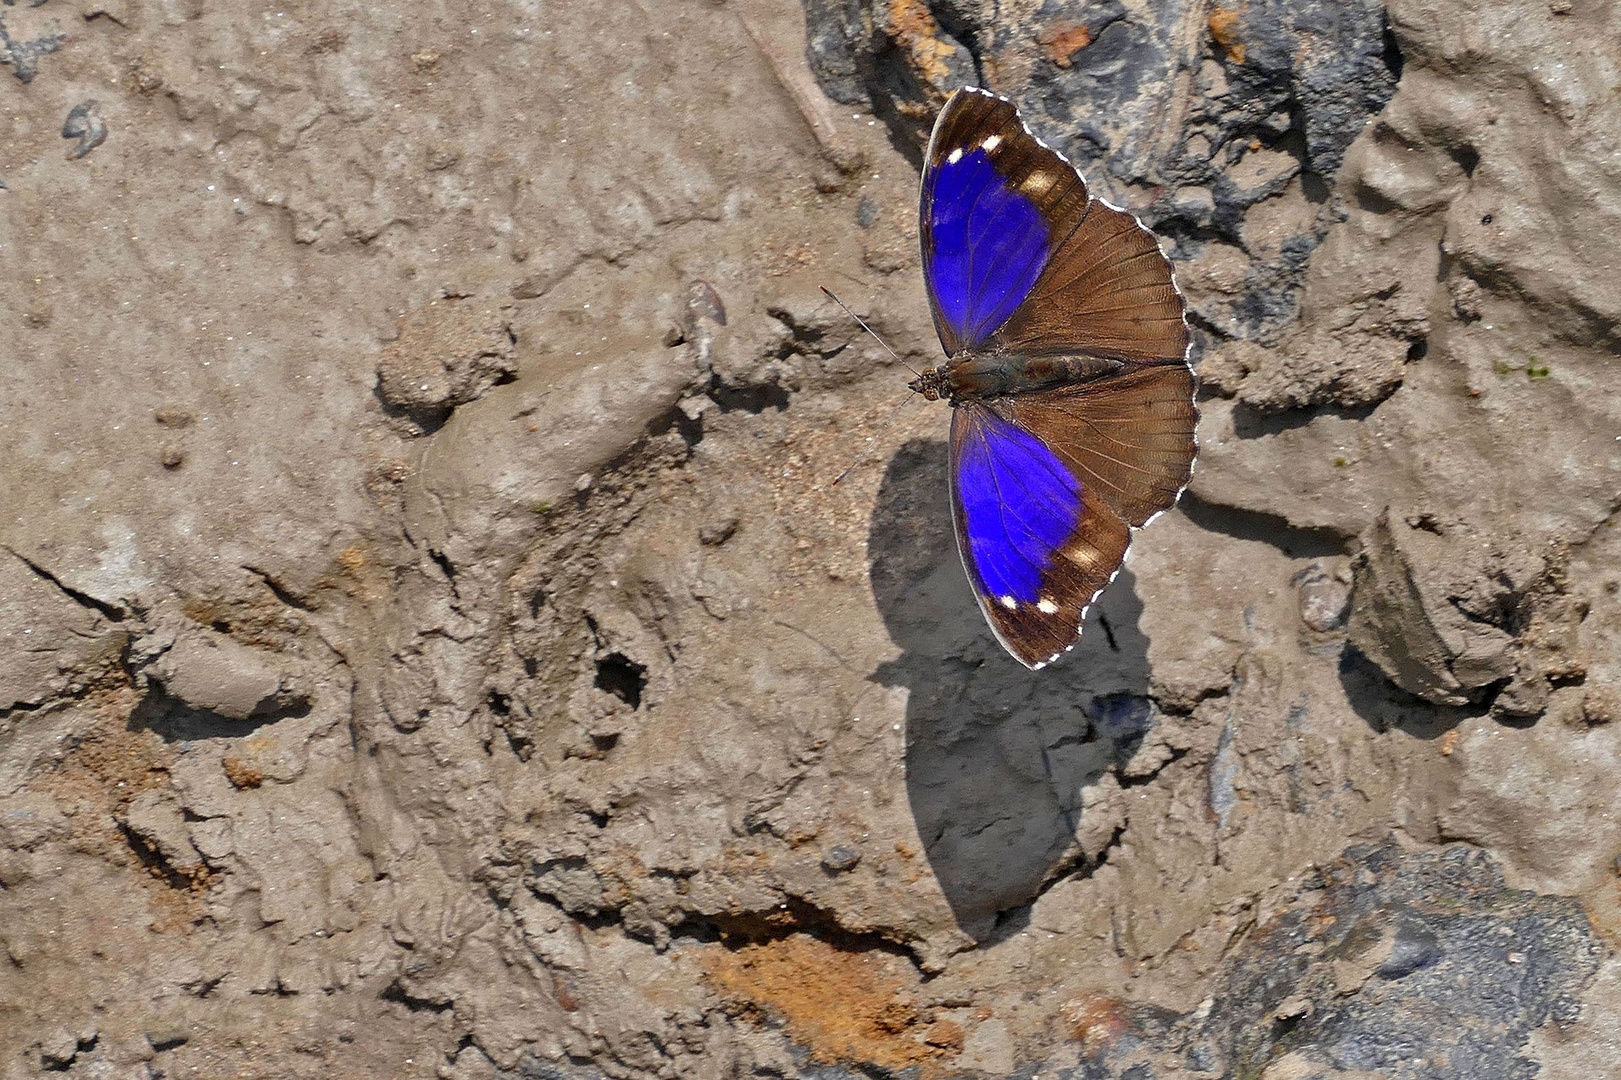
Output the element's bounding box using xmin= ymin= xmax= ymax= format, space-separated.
xmin=0 ymin=794 xmax=71 ymax=850
xmin=61 ymin=101 xmax=108 ymax=159
xmin=801 ymin=0 xmax=1398 ymax=338
xmin=1347 ymin=511 xmax=1518 ymax=705
xmin=1295 ymin=562 xmax=1352 ymax=633
xmin=1063 ymin=844 xmax=1600 ymax=1078
xmin=698 ymin=516 xmax=738 ymax=546
xmin=1583 ymin=683 xmax=1621 ymax=726
xmin=1375 ymin=916 xmax=1442 ymax=979
xmin=38 ymin=1026 xmax=79 ymax=1069
xmin=120 ymin=791 xmax=208 ymax=878
xmin=820 ymin=845 xmax=860 ymax=872
xmin=148 ymin=630 xmax=302 ymax=721
xmin=1272 ymin=995 xmax=1314 ymax=1021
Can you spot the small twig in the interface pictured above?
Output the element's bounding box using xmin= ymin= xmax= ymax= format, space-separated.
xmin=737 ymin=12 xmax=846 ymax=159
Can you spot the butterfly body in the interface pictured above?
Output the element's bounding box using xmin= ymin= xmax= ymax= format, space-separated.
xmin=910 ymin=352 xmax=1124 ymax=402
xmin=916 ymin=88 xmax=1198 ymax=669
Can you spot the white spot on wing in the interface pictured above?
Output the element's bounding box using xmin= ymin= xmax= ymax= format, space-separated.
xmin=947 ymin=147 xmax=963 ymax=164
xmin=999 ymin=594 xmax=1017 ymax=609
xmin=1037 ymin=597 xmax=1058 ymax=614
xmin=982 ymin=134 xmax=1002 ymax=152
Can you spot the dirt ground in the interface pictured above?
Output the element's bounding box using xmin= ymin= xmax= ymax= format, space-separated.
xmin=2 ymin=0 xmax=1620 ymax=1076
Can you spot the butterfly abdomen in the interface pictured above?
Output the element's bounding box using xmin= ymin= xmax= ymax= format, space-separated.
xmin=920 ymin=351 xmax=1125 ymax=403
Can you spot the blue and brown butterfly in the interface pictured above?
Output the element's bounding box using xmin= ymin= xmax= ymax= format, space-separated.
xmin=910 ymin=87 xmax=1197 ymax=669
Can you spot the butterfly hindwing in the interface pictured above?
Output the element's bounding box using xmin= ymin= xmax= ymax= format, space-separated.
xmin=998 ymin=363 xmax=1197 ymax=528
xmin=950 ymin=403 xmax=1131 ymax=669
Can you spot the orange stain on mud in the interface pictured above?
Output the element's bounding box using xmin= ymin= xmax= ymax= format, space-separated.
xmin=887 ymin=0 xmax=959 ymax=85
xmin=1038 ymin=23 xmax=1093 ymax=67
xmin=702 ymin=933 xmax=952 ymax=1072
xmin=1209 ymin=8 xmax=1247 ymax=64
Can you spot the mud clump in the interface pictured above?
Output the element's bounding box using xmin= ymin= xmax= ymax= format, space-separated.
xmin=376 ymin=301 xmax=517 ymax=428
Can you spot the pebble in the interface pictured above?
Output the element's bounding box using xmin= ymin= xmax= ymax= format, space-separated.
xmin=1294 ymin=562 xmax=1351 ymax=632
xmin=821 ymin=845 xmax=860 ymax=872
xmin=62 ymin=101 xmax=108 ymax=159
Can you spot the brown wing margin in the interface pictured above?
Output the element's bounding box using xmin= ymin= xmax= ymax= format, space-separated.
xmin=996 ymin=364 xmax=1198 ymax=528
xmin=922 ymin=88 xmax=1099 ymax=357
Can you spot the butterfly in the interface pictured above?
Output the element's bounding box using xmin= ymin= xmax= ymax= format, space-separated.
xmin=910 ymin=87 xmax=1197 ymax=669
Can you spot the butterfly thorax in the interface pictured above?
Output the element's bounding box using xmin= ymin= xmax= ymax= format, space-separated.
xmin=910 ymin=350 xmax=1125 ymax=404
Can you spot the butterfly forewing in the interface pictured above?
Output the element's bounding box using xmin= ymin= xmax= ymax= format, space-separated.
xmin=921 ymin=87 xmax=1187 ymax=363
xmin=996 ymin=205 xmax=1189 ymax=362
xmin=921 ymin=91 xmax=1091 ymax=355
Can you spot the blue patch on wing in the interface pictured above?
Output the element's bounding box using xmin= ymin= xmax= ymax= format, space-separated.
xmin=927 ymin=149 xmax=1050 ymax=350
xmin=955 ymin=410 xmax=1082 ymax=604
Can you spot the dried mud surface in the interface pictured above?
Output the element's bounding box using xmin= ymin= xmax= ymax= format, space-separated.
xmin=2 ymin=0 xmax=1620 ymax=1077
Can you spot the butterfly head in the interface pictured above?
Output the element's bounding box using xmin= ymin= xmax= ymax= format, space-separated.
xmin=908 ymin=366 xmax=950 ymax=402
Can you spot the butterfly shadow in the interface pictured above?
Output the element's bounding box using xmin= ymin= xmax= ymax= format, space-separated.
xmin=868 ymin=438 xmax=1155 ymax=942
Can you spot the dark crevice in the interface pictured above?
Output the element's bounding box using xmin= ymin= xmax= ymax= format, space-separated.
xmin=427 ymin=547 xmax=460 ymax=600
xmin=708 ymin=382 xmax=791 ymax=414
xmin=129 ymin=684 xmax=308 ymax=742
xmin=704 ymin=895 xmax=921 ymax=967
xmin=928 ymin=6 xmax=985 ymax=85
xmin=594 ymin=653 xmax=646 ymax=710
xmin=1381 ymin=21 xmax=1405 ymax=83
xmin=371 ymin=381 xmax=453 ymax=435
xmin=243 ymin=565 xmax=314 ymax=611
xmin=980 ymin=822 xmax=1129 ymax=949
xmin=503 ymin=720 xmax=534 ymax=761
xmin=116 ymin=821 xmax=211 ymax=894
xmin=4 ymin=546 xmax=126 ymax=621
xmin=648 ymin=401 xmax=705 ymax=450
xmin=1407 ymin=337 xmax=1430 ymax=362
xmin=248 ymin=978 xmax=300 ymax=997
xmin=1449 ymin=144 xmax=1481 ymax=178
xmin=765 ymin=306 xmax=827 ymax=351
xmin=187 ymin=975 xmax=223 ymax=998
xmin=1338 ymin=646 xmax=1496 ymax=737
xmin=1097 ymin=612 xmax=1121 ymax=652
xmin=380 ymin=979 xmax=453 ymax=1013
xmin=1178 ymin=492 xmax=1351 ymax=559
xmin=1354 ymin=184 xmax=1402 ymax=216
xmin=1232 ymin=399 xmax=1380 ymax=438
xmin=1121 ymin=746 xmax=1191 ymax=788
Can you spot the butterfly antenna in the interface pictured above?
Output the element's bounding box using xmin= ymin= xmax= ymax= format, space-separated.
xmin=819 ymin=286 xmax=920 ymax=377
xmin=830 ymin=391 xmax=924 ymax=487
